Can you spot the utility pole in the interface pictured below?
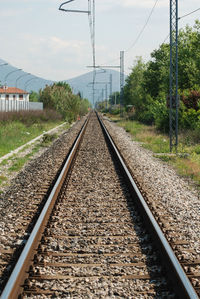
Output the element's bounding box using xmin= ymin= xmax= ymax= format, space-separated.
xmin=87 ymin=50 xmax=124 ymax=112
xmin=120 ymin=50 xmax=125 ymax=117
xmin=169 ymin=0 xmax=179 ymax=152
xmin=59 ymin=1 xmax=96 ymax=107
xmin=109 ymin=73 xmax=112 ymax=105
xmin=105 ymin=84 xmax=108 ymax=110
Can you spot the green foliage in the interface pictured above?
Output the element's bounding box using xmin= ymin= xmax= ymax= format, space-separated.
xmin=29 ymin=91 xmax=39 ymax=102
xmin=0 ymin=110 xmax=62 ymax=126
xmin=143 ymin=44 xmax=170 ymax=98
xmin=109 ymin=92 xmax=120 ymax=105
xmin=181 ymin=89 xmax=200 ymax=111
xmin=181 ymin=108 xmax=200 ymax=129
xmin=41 ymin=133 xmax=57 ymax=146
xmin=39 ymin=82 xmax=90 ymax=122
xmin=123 ymin=21 xmax=200 ymax=132
xmin=178 ymin=21 xmax=200 ymax=90
xmin=124 ymin=56 xmax=146 ymax=108
xmin=0 ymin=111 xmax=63 ymax=157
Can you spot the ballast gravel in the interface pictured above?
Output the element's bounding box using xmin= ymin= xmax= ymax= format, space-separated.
xmin=104 ymin=117 xmax=200 ymax=257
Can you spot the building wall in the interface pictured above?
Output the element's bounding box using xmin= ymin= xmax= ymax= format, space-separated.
xmin=0 ymin=93 xmax=29 ymax=101
xmin=0 ymin=99 xmax=43 ymax=112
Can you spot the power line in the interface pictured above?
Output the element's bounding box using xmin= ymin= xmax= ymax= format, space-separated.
xmin=101 ymin=0 xmax=160 ymax=66
xmin=161 ymin=33 xmax=170 ymax=45
xmin=125 ymin=0 xmax=159 ymax=52
xmin=179 ymin=7 xmax=200 ymax=20
xmin=161 ymin=7 xmax=200 ymax=45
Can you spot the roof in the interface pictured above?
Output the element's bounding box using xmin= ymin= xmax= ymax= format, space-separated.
xmin=0 ymin=87 xmax=29 ymax=94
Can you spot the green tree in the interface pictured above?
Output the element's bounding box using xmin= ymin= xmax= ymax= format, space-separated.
xmin=124 ymin=56 xmax=146 ymax=108
xmin=29 ymin=91 xmax=39 ymax=102
xmin=143 ymin=44 xmax=170 ymax=98
xmin=109 ymin=91 xmax=120 ymax=105
xmin=39 ymin=82 xmax=90 ymax=122
xmin=178 ymin=20 xmax=200 ymax=90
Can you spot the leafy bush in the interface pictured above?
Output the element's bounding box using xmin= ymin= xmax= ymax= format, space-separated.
xmin=181 ymin=108 xmax=200 ymax=129
xmin=39 ymin=82 xmax=90 ymax=123
xmin=123 ymin=21 xmax=200 ymax=133
xmin=181 ymin=89 xmax=200 ymax=111
xmin=0 ymin=110 xmax=62 ymax=126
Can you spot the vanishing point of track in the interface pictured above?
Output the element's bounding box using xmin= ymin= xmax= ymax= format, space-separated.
xmin=1 ymin=112 xmax=199 ymax=298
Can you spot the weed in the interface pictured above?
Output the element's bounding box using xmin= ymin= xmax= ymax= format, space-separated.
xmin=0 ymin=159 xmax=9 ymax=166
xmin=115 ymin=117 xmax=200 ymax=186
xmin=0 ymin=175 xmax=7 ymax=184
xmin=0 ymin=114 xmax=63 ymax=157
xmin=41 ymin=133 xmax=57 ymax=146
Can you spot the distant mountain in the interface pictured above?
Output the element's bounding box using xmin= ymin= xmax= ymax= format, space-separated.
xmin=65 ymin=69 xmax=123 ymax=103
xmin=0 ymin=58 xmax=125 ymax=104
xmin=0 ymin=58 xmax=53 ymax=93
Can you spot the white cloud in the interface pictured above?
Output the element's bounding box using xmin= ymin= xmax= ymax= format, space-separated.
xmin=0 ymin=33 xmax=92 ymax=80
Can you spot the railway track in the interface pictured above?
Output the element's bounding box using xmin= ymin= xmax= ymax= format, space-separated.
xmin=0 ymin=112 xmax=199 ymax=298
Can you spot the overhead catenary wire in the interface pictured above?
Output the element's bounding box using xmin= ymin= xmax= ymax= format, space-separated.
xmin=161 ymin=6 xmax=200 ymax=46
xmin=101 ymin=0 xmax=160 ymax=66
xmin=125 ymin=0 xmax=159 ymax=53
xmin=87 ymin=0 xmax=96 ymax=106
xmin=178 ymin=7 xmax=200 ymax=20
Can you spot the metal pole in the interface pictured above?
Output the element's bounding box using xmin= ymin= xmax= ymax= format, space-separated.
xmin=110 ymin=73 xmax=112 ymax=103
xmin=120 ymin=51 xmax=124 ymax=117
xmin=175 ymin=0 xmax=179 ymax=149
xmin=92 ymin=0 xmax=95 ymax=108
xmin=105 ymin=84 xmax=108 ymax=110
xmin=169 ymin=0 xmax=178 ymax=152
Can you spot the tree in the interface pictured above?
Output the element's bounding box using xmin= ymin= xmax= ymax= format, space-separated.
xmin=29 ymin=91 xmax=39 ymax=102
xmin=143 ymin=44 xmax=170 ymax=98
xmin=178 ymin=20 xmax=200 ymax=90
xmin=109 ymin=91 xmax=120 ymax=105
xmin=124 ymin=57 xmax=146 ymax=107
xmin=39 ymin=82 xmax=90 ymax=122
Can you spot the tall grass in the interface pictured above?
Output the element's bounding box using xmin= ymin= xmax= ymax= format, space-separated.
xmin=115 ymin=117 xmax=200 ymax=187
xmin=0 ymin=109 xmax=62 ymax=125
xmin=0 ymin=110 xmax=63 ymax=157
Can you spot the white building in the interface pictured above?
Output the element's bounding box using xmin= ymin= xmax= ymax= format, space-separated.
xmin=0 ymin=86 xmax=29 ymax=102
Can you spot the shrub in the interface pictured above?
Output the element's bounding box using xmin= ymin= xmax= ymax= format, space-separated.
xmin=181 ymin=90 xmax=200 ymax=111
xmin=0 ymin=110 xmax=62 ymax=126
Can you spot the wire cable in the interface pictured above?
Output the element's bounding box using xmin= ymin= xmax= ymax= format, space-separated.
xmin=125 ymin=0 xmax=159 ymax=52
xmin=101 ymin=0 xmax=160 ymax=66
xmin=179 ymin=8 xmax=200 ymax=20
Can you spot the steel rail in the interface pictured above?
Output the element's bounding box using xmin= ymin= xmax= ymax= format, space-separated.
xmin=0 ymin=116 xmax=90 ymax=299
xmin=96 ymin=112 xmax=198 ymax=299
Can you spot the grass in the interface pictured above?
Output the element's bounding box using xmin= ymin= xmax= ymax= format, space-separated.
xmin=119 ymin=119 xmax=170 ymax=153
xmin=0 ymin=175 xmax=7 ymax=184
xmin=107 ymin=114 xmax=200 ymax=188
xmin=41 ymin=133 xmax=58 ymax=147
xmin=0 ymin=110 xmax=64 ymax=157
xmin=8 ymin=144 xmax=41 ymax=172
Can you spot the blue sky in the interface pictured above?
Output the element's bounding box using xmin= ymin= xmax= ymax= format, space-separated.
xmin=0 ymin=0 xmax=199 ymax=81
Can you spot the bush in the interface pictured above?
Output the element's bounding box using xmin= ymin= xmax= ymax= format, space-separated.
xmin=181 ymin=108 xmax=200 ymax=129
xmin=0 ymin=110 xmax=62 ymax=126
xmin=39 ymin=83 xmax=90 ymax=123
xmin=181 ymin=90 xmax=200 ymax=111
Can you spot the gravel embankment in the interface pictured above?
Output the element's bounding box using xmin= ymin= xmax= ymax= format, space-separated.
xmin=23 ymin=113 xmax=175 ymax=298
xmin=0 ymin=117 xmax=86 ymax=291
xmin=104 ymin=117 xmax=200 ymax=259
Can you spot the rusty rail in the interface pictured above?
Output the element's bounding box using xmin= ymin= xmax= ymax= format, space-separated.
xmin=0 ymin=115 xmax=89 ymax=299
xmin=97 ymin=112 xmax=198 ymax=299
xmin=1 ymin=111 xmax=199 ymax=299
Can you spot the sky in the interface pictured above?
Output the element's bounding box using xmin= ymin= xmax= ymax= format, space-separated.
xmin=0 ymin=0 xmax=199 ymax=81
